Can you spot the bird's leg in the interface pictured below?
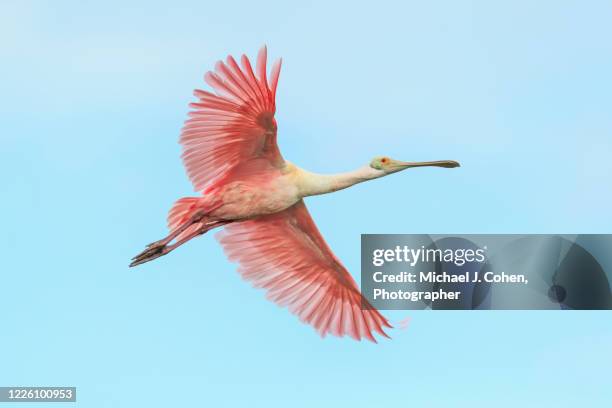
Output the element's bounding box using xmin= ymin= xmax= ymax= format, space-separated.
xmin=145 ymin=220 xmax=225 ymax=261
xmin=130 ymin=211 xmax=216 ymax=267
xmin=145 ymin=211 xmax=207 ymax=249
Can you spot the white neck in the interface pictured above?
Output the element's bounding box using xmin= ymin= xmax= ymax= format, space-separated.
xmin=293 ymin=164 xmax=384 ymax=197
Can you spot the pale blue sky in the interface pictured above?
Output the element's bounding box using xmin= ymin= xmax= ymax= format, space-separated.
xmin=1 ymin=1 xmax=611 ymax=407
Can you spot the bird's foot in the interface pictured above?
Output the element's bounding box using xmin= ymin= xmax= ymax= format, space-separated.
xmin=130 ymin=241 xmax=168 ymax=267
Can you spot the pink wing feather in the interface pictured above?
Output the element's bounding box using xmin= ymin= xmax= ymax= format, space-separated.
xmin=217 ymin=201 xmax=392 ymax=342
xmin=181 ymin=46 xmax=283 ymax=193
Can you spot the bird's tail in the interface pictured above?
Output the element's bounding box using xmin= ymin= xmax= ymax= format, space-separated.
xmin=130 ymin=197 xmax=225 ymax=267
xmin=167 ymin=197 xmax=204 ymax=241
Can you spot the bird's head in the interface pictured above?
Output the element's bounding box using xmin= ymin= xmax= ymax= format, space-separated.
xmin=369 ymin=156 xmax=460 ymax=174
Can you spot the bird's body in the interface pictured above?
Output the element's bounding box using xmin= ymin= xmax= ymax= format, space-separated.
xmin=132 ymin=46 xmax=459 ymax=342
xmin=183 ymin=161 xmax=382 ymax=221
xmin=205 ymin=161 xmax=300 ymax=220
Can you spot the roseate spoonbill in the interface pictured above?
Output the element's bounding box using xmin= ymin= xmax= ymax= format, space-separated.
xmin=131 ymin=46 xmax=459 ymax=342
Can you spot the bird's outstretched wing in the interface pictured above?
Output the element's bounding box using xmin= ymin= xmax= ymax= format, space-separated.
xmin=216 ymin=200 xmax=392 ymax=342
xmin=181 ymin=46 xmax=283 ymax=193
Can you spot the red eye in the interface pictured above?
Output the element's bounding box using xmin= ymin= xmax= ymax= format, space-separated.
xmin=381 ymin=158 xmax=388 ymax=163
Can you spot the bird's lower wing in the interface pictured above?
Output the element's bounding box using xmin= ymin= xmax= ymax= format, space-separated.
xmin=216 ymin=200 xmax=391 ymax=342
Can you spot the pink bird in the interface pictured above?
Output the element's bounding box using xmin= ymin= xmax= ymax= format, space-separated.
xmin=131 ymin=46 xmax=460 ymax=342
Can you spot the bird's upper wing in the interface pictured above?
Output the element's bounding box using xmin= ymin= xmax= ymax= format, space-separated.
xmin=181 ymin=46 xmax=283 ymax=193
xmin=216 ymin=200 xmax=392 ymax=342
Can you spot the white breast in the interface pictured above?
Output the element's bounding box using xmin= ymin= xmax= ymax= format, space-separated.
xmin=212 ymin=173 xmax=300 ymax=220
